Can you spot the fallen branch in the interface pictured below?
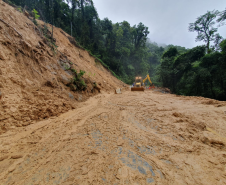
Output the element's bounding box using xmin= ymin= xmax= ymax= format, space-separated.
xmin=0 ymin=18 xmax=23 ymax=38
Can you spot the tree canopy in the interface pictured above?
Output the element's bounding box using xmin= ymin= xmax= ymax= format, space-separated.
xmin=189 ymin=10 xmax=219 ymax=53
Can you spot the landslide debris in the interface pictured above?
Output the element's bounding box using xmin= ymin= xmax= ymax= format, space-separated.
xmin=0 ymin=90 xmax=226 ymax=184
xmin=0 ymin=1 xmax=125 ymax=133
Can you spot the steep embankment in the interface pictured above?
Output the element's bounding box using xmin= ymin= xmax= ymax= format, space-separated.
xmin=0 ymin=1 xmax=126 ymax=133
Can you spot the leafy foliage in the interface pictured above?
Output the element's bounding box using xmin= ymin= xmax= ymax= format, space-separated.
xmin=189 ymin=10 xmax=220 ymax=53
xmin=32 ymin=9 xmax=40 ymax=20
xmin=217 ymin=8 xmax=226 ymax=23
xmin=159 ymin=41 xmax=226 ymax=100
xmin=70 ymin=69 xmax=87 ymax=91
xmin=162 ymin=47 xmax=178 ymax=59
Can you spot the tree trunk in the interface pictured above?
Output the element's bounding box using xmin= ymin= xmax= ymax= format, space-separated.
xmin=51 ymin=0 xmax=54 ymax=41
xmin=70 ymin=19 xmax=73 ymax=36
xmin=81 ymin=0 xmax=84 ymax=20
xmin=207 ymin=40 xmax=210 ymax=54
xmin=46 ymin=0 xmax=51 ymax=23
xmin=71 ymin=0 xmax=76 ymax=36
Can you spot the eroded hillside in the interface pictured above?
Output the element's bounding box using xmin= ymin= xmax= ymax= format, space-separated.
xmin=0 ymin=1 xmax=125 ymax=133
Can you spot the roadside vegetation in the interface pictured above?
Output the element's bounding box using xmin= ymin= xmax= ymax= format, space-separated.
xmin=159 ymin=10 xmax=226 ymax=100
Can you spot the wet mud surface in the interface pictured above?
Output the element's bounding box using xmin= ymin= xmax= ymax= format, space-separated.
xmin=1 ymin=91 xmax=226 ymax=184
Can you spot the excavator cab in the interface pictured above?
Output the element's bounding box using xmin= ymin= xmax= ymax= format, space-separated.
xmin=131 ymin=77 xmax=145 ymax=91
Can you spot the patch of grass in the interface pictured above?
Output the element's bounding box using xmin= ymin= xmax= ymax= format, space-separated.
xmin=63 ymin=64 xmax=70 ymax=70
xmin=17 ymin=7 xmax=22 ymax=13
xmin=68 ymin=68 xmax=87 ymax=91
xmin=87 ymin=72 xmax=96 ymax=77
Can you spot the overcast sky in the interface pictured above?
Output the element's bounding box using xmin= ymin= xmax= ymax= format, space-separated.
xmin=93 ymin=0 xmax=226 ymax=48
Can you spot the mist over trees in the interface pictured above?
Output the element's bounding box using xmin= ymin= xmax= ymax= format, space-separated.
xmin=3 ymin=0 xmax=226 ymax=100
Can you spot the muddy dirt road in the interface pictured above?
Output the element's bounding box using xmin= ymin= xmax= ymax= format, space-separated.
xmin=1 ymin=90 xmax=226 ymax=185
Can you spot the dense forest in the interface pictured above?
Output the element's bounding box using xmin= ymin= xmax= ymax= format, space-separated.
xmin=3 ymin=0 xmax=226 ymax=100
xmin=160 ymin=10 xmax=226 ymax=100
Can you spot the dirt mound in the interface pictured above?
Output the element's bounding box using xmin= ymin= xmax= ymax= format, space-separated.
xmin=201 ymin=99 xmax=226 ymax=107
xmin=0 ymin=1 xmax=126 ymax=133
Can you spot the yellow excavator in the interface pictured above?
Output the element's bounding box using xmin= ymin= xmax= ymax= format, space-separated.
xmin=143 ymin=74 xmax=152 ymax=85
xmin=131 ymin=75 xmax=152 ymax=91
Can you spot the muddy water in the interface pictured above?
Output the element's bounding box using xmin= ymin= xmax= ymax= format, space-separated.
xmin=0 ymin=91 xmax=226 ymax=184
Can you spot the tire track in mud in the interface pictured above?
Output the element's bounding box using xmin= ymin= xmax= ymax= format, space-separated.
xmin=0 ymin=95 xmax=106 ymax=185
xmin=1 ymin=91 xmax=226 ymax=184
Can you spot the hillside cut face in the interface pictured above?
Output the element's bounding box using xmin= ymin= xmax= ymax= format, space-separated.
xmin=0 ymin=1 xmax=124 ymax=133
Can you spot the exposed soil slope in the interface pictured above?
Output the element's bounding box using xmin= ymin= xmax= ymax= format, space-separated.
xmin=0 ymin=90 xmax=226 ymax=184
xmin=0 ymin=1 xmax=125 ymax=133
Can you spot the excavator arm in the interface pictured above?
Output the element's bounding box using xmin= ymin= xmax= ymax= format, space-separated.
xmin=143 ymin=75 xmax=152 ymax=84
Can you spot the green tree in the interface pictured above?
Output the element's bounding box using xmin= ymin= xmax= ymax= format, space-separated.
xmin=213 ymin=33 xmax=224 ymax=51
xmin=132 ymin=23 xmax=149 ymax=49
xmin=66 ymin=0 xmax=78 ymax=36
xmin=189 ymin=10 xmax=219 ymax=53
xmin=32 ymin=9 xmax=40 ymax=19
xmin=217 ymin=8 xmax=226 ymax=23
xmin=162 ymin=47 xmax=178 ymax=59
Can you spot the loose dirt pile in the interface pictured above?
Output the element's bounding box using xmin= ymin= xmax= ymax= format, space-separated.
xmin=0 ymin=1 xmax=125 ymax=133
xmin=0 ymin=90 xmax=226 ymax=184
